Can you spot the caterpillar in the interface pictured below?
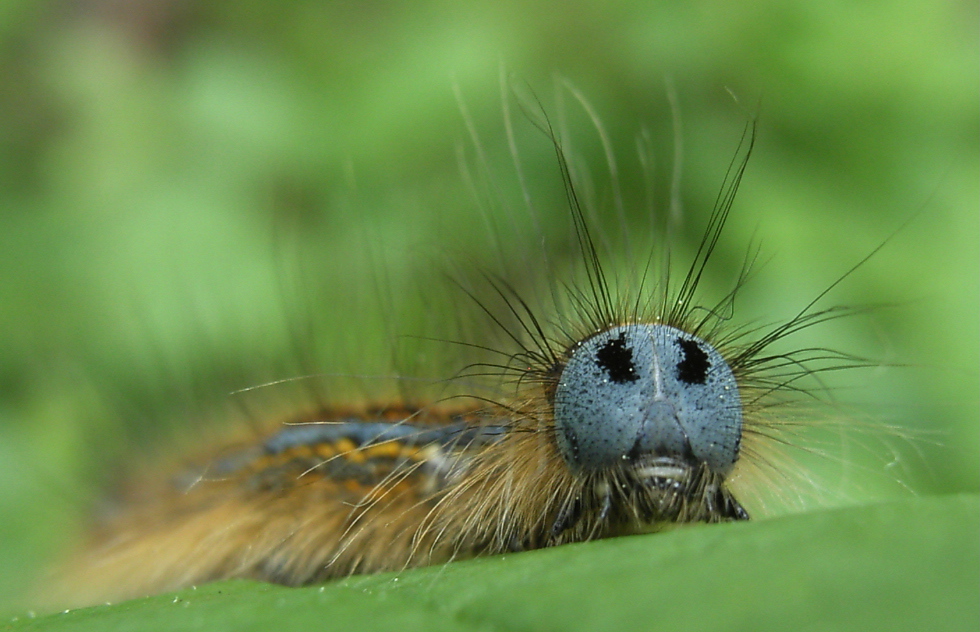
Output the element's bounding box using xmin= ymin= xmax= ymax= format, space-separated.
xmin=47 ymin=86 xmax=900 ymax=609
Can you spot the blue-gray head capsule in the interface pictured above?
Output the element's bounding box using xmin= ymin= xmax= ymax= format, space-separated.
xmin=552 ymin=324 xmax=742 ymax=476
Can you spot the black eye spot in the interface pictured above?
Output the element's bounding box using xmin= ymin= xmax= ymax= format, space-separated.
xmin=596 ymin=333 xmax=639 ymax=383
xmin=676 ymin=337 xmax=710 ymax=384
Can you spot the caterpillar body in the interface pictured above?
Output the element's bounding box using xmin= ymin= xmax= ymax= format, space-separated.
xmin=51 ymin=93 xmax=888 ymax=608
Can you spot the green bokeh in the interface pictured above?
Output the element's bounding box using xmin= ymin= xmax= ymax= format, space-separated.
xmin=0 ymin=0 xmax=976 ymax=622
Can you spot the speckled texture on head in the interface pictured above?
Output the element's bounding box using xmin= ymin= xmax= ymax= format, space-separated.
xmin=553 ymin=324 xmax=742 ymax=475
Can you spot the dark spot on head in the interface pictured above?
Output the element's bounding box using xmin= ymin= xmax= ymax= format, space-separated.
xmin=596 ymin=333 xmax=639 ymax=383
xmin=561 ymin=425 xmax=581 ymax=465
xmin=676 ymin=337 xmax=710 ymax=384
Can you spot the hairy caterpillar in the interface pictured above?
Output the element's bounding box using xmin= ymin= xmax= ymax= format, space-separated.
xmin=45 ymin=87 xmax=906 ymax=609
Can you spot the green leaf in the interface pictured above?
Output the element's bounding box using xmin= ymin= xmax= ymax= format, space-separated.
xmin=13 ymin=494 xmax=978 ymax=632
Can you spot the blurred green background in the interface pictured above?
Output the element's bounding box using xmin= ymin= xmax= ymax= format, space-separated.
xmin=0 ymin=0 xmax=976 ymax=615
